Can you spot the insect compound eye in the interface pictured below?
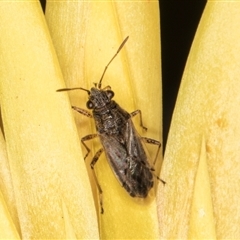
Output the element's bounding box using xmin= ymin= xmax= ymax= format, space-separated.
xmin=86 ymin=100 xmax=94 ymax=109
xmin=106 ymin=90 xmax=114 ymax=100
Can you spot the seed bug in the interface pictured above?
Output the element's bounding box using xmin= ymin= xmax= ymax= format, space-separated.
xmin=57 ymin=36 xmax=164 ymax=213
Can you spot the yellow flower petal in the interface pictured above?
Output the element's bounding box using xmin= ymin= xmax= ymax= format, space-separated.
xmin=46 ymin=1 xmax=162 ymax=238
xmin=0 ymin=190 xmax=20 ymax=239
xmin=0 ymin=128 xmax=20 ymax=233
xmin=158 ymin=1 xmax=240 ymax=238
xmin=0 ymin=2 xmax=98 ymax=238
xmin=188 ymin=136 xmax=216 ymax=239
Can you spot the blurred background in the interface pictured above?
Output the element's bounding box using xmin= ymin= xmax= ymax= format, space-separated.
xmin=39 ymin=0 xmax=207 ymax=151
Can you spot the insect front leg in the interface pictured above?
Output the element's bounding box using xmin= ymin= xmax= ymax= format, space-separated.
xmin=130 ymin=109 xmax=147 ymax=131
xmin=90 ymin=148 xmax=105 ymax=214
xmin=72 ymin=106 xmax=93 ymax=118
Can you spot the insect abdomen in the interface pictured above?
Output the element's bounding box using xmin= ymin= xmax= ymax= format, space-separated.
xmin=99 ymin=119 xmax=154 ymax=198
xmin=123 ymin=159 xmax=153 ymax=198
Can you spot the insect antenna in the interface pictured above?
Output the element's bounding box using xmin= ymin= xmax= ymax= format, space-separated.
xmin=56 ymin=87 xmax=90 ymax=95
xmin=98 ymin=36 xmax=129 ymax=89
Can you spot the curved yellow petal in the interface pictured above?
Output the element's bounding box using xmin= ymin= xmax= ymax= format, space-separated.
xmin=188 ymin=136 xmax=216 ymax=239
xmin=0 ymin=190 xmax=20 ymax=239
xmin=0 ymin=128 xmax=20 ymax=233
xmin=158 ymin=1 xmax=240 ymax=238
xmin=0 ymin=1 xmax=98 ymax=239
xmin=46 ymin=1 xmax=162 ymax=239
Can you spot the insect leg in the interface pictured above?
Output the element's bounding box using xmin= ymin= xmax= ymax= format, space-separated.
xmin=141 ymin=137 xmax=166 ymax=184
xmin=81 ymin=134 xmax=98 ymax=159
xmin=141 ymin=137 xmax=161 ymax=166
xmin=90 ymin=148 xmax=105 ymax=214
xmin=130 ymin=110 xmax=147 ymax=131
xmin=72 ymin=106 xmax=93 ymax=118
xmin=72 ymin=105 xmax=97 ymax=159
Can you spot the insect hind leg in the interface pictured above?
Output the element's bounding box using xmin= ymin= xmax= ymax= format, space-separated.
xmin=141 ymin=137 xmax=161 ymax=166
xmin=91 ymin=148 xmax=105 ymax=214
xmin=141 ymin=137 xmax=166 ymax=185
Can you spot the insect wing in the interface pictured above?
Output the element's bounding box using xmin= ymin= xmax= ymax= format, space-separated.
xmin=99 ymin=119 xmax=154 ymax=198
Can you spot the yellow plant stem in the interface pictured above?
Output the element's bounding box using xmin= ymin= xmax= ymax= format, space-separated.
xmin=158 ymin=1 xmax=240 ymax=238
xmin=0 ymin=1 xmax=98 ymax=239
xmin=46 ymin=1 xmax=162 ymax=239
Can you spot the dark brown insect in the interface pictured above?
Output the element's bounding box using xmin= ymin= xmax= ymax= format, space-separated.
xmin=57 ymin=36 xmax=163 ymax=213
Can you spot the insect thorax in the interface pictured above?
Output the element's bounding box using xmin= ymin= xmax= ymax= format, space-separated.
xmin=93 ymin=100 xmax=131 ymax=135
